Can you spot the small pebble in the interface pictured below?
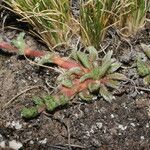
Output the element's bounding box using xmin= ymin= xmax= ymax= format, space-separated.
xmin=0 ymin=141 xmax=5 ymax=148
xmin=96 ymin=122 xmax=103 ymax=129
xmin=118 ymin=124 xmax=127 ymax=131
xmin=130 ymin=123 xmax=136 ymax=127
xmin=39 ymin=138 xmax=47 ymax=144
xmin=9 ymin=140 xmax=23 ymax=150
xmin=110 ymin=114 xmax=115 ymax=118
xmin=141 ymin=136 xmax=145 ymax=140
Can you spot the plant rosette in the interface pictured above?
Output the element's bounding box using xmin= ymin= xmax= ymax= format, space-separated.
xmin=0 ymin=33 xmax=127 ymax=119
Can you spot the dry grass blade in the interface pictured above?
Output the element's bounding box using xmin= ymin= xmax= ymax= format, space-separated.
xmin=117 ymin=0 xmax=150 ymax=36
xmin=4 ymin=0 xmax=77 ymax=50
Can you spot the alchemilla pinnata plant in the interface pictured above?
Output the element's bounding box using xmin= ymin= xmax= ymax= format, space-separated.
xmin=0 ymin=33 xmax=126 ymax=118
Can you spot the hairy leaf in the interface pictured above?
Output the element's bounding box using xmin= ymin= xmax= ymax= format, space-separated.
xmin=68 ymin=67 xmax=82 ymax=75
xmin=79 ymin=90 xmax=93 ymax=101
xmin=77 ymin=51 xmax=92 ymax=69
xmin=143 ymin=74 xmax=150 ymax=85
xmin=105 ymin=79 xmax=120 ymax=89
xmin=12 ymin=32 xmax=25 ymax=55
xmin=44 ymin=96 xmax=59 ymax=112
xmin=62 ymin=79 xmax=73 ymax=88
xmin=106 ymin=73 xmax=127 ymax=81
xmin=137 ymin=57 xmax=150 ymax=76
xmin=102 ymin=51 xmax=113 ymax=65
xmin=108 ymin=61 xmax=122 ymax=73
xmin=33 ymin=97 xmax=45 ymax=106
xmin=37 ymin=53 xmax=54 ymax=64
xmin=86 ymin=46 xmax=98 ymax=61
xmin=88 ymin=82 xmax=100 ymax=92
xmin=99 ymin=84 xmax=113 ymax=103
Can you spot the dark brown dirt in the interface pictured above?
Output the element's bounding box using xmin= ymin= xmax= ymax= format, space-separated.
xmin=0 ymin=7 xmax=150 ymax=150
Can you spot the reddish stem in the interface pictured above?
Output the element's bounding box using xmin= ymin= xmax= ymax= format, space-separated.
xmin=0 ymin=41 xmax=89 ymax=71
xmin=24 ymin=48 xmax=47 ymax=57
xmin=0 ymin=41 xmax=18 ymax=52
xmin=60 ymin=79 xmax=94 ymax=97
xmin=52 ymin=55 xmax=87 ymax=71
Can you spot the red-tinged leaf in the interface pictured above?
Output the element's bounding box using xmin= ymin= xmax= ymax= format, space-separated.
xmin=60 ymin=86 xmax=76 ymax=97
xmin=24 ymin=48 xmax=47 ymax=57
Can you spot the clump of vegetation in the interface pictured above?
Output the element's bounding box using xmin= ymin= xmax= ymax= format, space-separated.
xmin=78 ymin=0 xmax=120 ymax=48
xmin=117 ymin=0 xmax=150 ymax=36
xmin=137 ymin=44 xmax=150 ymax=85
xmin=0 ymin=33 xmax=126 ymax=118
xmin=3 ymin=0 xmax=149 ymax=49
xmin=4 ymin=0 xmax=75 ymax=50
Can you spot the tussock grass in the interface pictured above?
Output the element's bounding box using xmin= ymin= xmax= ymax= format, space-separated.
xmin=4 ymin=0 xmax=76 ymax=50
xmin=78 ymin=0 xmax=122 ymax=49
xmin=117 ymin=0 xmax=150 ymax=36
xmin=2 ymin=0 xmax=150 ymax=50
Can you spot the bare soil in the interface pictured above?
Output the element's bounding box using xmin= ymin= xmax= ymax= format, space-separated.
xmin=0 ymin=6 xmax=150 ymax=150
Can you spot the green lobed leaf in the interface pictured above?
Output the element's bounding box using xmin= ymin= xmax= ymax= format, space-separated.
xmin=70 ymin=50 xmax=78 ymax=61
xmin=80 ymin=73 xmax=93 ymax=82
xmin=102 ymin=51 xmax=113 ymax=65
xmin=33 ymin=97 xmax=45 ymax=106
xmin=104 ymin=79 xmax=120 ymax=89
xmin=77 ymin=51 xmax=92 ymax=69
xmin=99 ymin=84 xmax=113 ymax=103
xmin=59 ymin=95 xmax=69 ymax=105
xmin=12 ymin=32 xmax=25 ymax=55
xmin=108 ymin=61 xmax=122 ymax=73
xmin=137 ymin=57 xmax=150 ymax=76
xmin=44 ymin=96 xmax=59 ymax=112
xmin=68 ymin=67 xmax=82 ymax=75
xmin=93 ymin=60 xmax=111 ymax=80
xmin=86 ymin=46 xmax=98 ymax=61
xmin=79 ymin=90 xmax=93 ymax=101
xmin=80 ymin=59 xmax=112 ymax=82
xmin=21 ymin=107 xmax=39 ymax=119
xmin=143 ymin=74 xmax=150 ymax=85
xmin=37 ymin=53 xmax=54 ymax=64
xmin=61 ymin=79 xmax=73 ymax=88
xmin=88 ymin=82 xmax=100 ymax=92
